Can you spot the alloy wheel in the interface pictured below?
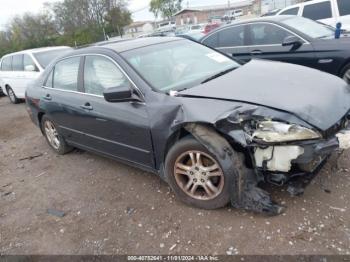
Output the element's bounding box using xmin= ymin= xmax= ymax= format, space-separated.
xmin=174 ymin=150 xmax=224 ymax=200
xmin=8 ymin=88 xmax=16 ymax=103
xmin=44 ymin=120 xmax=61 ymax=150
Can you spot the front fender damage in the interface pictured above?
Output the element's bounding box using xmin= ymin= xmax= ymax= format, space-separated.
xmin=185 ymin=123 xmax=285 ymax=216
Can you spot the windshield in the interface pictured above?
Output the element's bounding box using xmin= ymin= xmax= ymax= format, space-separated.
xmin=283 ymin=16 xmax=334 ymax=39
xmin=122 ymin=40 xmax=239 ymax=92
xmin=34 ymin=48 xmax=72 ymax=68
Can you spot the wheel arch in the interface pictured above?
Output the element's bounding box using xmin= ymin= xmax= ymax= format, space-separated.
xmin=338 ymin=59 xmax=350 ymax=77
xmin=4 ymin=84 xmax=10 ymax=95
xmin=164 ymin=122 xmax=250 ymax=164
xmin=38 ymin=112 xmax=46 ymax=134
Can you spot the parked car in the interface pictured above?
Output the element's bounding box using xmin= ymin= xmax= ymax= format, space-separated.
xmin=203 ymin=23 xmax=221 ymax=34
xmin=26 ymin=37 xmax=350 ymax=214
xmin=177 ymin=31 xmax=206 ymax=42
xmin=201 ymin=15 xmax=350 ymax=83
xmin=0 ymin=46 xmax=72 ymax=104
xmin=276 ymin=0 xmax=350 ymax=32
xmin=175 ymin=25 xmax=204 ymax=36
xmin=261 ymin=9 xmax=281 ymax=17
xmin=188 ymin=24 xmax=204 ymax=33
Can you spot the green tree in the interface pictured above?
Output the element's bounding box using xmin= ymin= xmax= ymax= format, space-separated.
xmin=0 ymin=0 xmax=132 ymax=56
xmin=105 ymin=3 xmax=132 ymax=37
xmin=150 ymin=0 xmax=162 ymax=20
xmin=7 ymin=12 xmax=59 ymax=50
xmin=150 ymin=0 xmax=182 ymax=20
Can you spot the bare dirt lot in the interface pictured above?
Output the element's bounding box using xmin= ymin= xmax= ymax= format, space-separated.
xmin=0 ymin=96 xmax=349 ymax=255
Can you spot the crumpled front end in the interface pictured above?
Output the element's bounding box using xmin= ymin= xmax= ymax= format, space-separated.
xmin=209 ymin=104 xmax=350 ymax=214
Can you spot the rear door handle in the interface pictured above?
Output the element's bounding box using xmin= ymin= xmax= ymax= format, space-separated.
xmin=250 ymin=50 xmax=263 ymax=55
xmin=80 ymin=103 xmax=93 ymax=111
xmin=43 ymin=94 xmax=52 ymax=101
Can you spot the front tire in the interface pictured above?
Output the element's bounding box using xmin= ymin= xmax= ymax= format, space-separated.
xmin=41 ymin=115 xmax=73 ymax=155
xmin=165 ymin=137 xmax=232 ymax=209
xmin=7 ymin=86 xmax=20 ymax=104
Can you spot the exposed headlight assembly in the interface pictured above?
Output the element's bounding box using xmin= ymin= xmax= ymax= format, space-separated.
xmin=252 ymin=121 xmax=321 ymax=143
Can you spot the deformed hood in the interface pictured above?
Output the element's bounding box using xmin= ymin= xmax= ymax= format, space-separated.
xmin=179 ymin=59 xmax=350 ymax=131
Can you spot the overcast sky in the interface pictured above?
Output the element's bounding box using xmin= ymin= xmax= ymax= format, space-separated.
xmin=0 ymin=0 xmax=238 ymax=29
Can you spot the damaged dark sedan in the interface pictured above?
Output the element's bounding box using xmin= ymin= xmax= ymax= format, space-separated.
xmin=26 ymin=37 xmax=350 ymax=215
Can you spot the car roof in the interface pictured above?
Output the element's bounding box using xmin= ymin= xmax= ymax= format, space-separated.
xmin=219 ymin=15 xmax=295 ymax=27
xmin=98 ymin=37 xmax=182 ymax=53
xmin=2 ymin=46 xmax=71 ymax=58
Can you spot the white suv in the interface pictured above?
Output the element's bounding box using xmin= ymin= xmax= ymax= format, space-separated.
xmin=277 ymin=0 xmax=350 ymax=32
xmin=0 ymin=46 xmax=72 ymax=104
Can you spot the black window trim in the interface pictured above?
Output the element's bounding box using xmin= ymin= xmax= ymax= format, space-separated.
xmin=203 ymin=22 xmax=309 ymax=49
xmin=336 ymin=0 xmax=350 ymax=16
xmin=42 ymin=53 xmax=144 ymax=101
xmin=302 ymin=0 xmax=333 ymax=20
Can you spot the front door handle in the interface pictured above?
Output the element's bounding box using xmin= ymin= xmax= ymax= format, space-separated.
xmin=43 ymin=94 xmax=52 ymax=101
xmin=250 ymin=50 xmax=263 ymax=55
xmin=80 ymin=103 xmax=93 ymax=111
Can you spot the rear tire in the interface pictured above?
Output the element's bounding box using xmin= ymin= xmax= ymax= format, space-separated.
xmin=165 ymin=137 xmax=233 ymax=209
xmin=41 ymin=115 xmax=73 ymax=155
xmin=6 ymin=86 xmax=20 ymax=104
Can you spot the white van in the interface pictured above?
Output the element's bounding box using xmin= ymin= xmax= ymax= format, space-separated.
xmin=277 ymin=0 xmax=350 ymax=32
xmin=0 ymin=46 xmax=72 ymax=104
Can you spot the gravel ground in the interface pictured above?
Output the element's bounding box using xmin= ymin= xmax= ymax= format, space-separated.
xmin=0 ymin=96 xmax=349 ymax=255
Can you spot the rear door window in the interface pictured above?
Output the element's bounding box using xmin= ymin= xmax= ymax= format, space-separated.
xmin=53 ymin=57 xmax=80 ymax=91
xmin=217 ymin=25 xmax=245 ymax=47
xmin=23 ymin=54 xmax=38 ymax=72
xmin=12 ymin=54 xmax=24 ymax=71
xmin=302 ymin=1 xmax=332 ymax=20
xmin=337 ymin=0 xmax=350 ymax=16
xmin=280 ymin=7 xmax=299 ymax=15
xmin=1 ymin=56 xmax=12 ymax=71
xmin=249 ymin=23 xmax=293 ymax=45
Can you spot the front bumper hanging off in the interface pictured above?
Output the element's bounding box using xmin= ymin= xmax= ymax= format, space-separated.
xmin=187 ymin=123 xmax=350 ymax=216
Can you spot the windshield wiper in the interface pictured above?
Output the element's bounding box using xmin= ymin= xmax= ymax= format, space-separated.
xmin=201 ymin=67 xmax=237 ymax=84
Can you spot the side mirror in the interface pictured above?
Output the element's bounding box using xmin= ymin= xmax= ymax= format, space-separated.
xmin=103 ymin=86 xmax=141 ymax=103
xmin=282 ymin=35 xmax=303 ymax=50
xmin=25 ymin=65 xmax=36 ymax=72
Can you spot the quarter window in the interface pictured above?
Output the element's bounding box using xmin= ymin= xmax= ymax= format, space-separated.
xmin=302 ymin=1 xmax=332 ymax=20
xmin=337 ymin=0 xmax=350 ymax=16
xmin=12 ymin=55 xmax=24 ymax=71
xmin=217 ymin=26 xmax=245 ymax=47
xmin=1 ymin=56 xmax=12 ymax=71
xmin=249 ymin=23 xmax=293 ymax=45
xmin=202 ymin=34 xmax=219 ymax=48
xmin=53 ymin=57 xmax=80 ymax=91
xmin=280 ymin=7 xmax=299 ymax=15
xmin=84 ymin=56 xmax=129 ymax=96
